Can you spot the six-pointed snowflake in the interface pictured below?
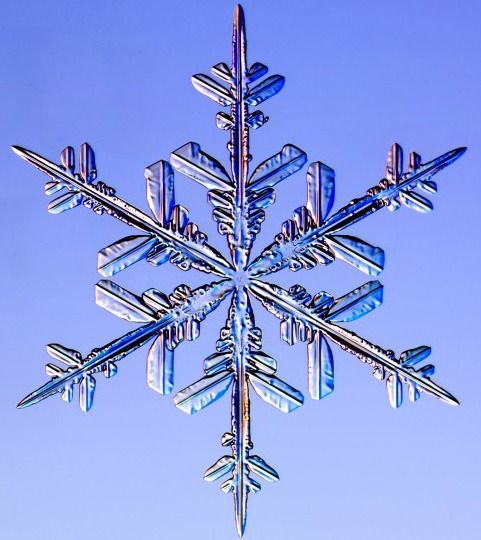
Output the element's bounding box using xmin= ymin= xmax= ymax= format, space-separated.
xmin=14 ymin=5 xmax=464 ymax=536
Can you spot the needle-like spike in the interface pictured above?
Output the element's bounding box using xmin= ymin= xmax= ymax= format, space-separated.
xmin=235 ymin=486 xmax=248 ymax=537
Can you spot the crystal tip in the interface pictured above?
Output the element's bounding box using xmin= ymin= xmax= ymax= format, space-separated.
xmin=16 ymin=396 xmax=30 ymax=409
xmin=447 ymin=394 xmax=460 ymax=406
xmin=11 ymin=145 xmax=26 ymax=157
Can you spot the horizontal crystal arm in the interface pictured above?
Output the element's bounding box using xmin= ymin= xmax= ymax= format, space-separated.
xmin=12 ymin=146 xmax=234 ymax=278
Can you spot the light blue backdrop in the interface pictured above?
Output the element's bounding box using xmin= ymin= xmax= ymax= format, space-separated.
xmin=1 ymin=1 xmax=480 ymax=539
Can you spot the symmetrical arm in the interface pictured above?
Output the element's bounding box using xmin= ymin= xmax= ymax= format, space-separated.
xmin=249 ymin=279 xmax=458 ymax=408
xmin=173 ymin=287 xmax=303 ymax=535
xmin=12 ymin=145 xmax=234 ymax=278
xmin=172 ymin=5 xmax=306 ymax=271
xmin=249 ymin=144 xmax=466 ymax=278
xmin=18 ymin=279 xmax=233 ymax=410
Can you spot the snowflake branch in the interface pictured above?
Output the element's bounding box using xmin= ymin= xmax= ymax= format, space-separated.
xmin=248 ymin=146 xmax=466 ymax=278
xmin=173 ymin=286 xmax=303 ymax=536
xmin=249 ymin=279 xmax=459 ymax=407
xmin=17 ymin=279 xmax=233 ymax=410
xmin=186 ymin=4 xmax=302 ymax=271
xmin=228 ymin=4 xmax=251 ymax=271
xmin=12 ymin=145 xmax=234 ymax=278
xmin=223 ymin=288 xmax=255 ymax=536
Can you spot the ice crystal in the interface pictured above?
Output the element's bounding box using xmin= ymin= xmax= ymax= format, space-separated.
xmin=14 ymin=5 xmax=465 ymax=536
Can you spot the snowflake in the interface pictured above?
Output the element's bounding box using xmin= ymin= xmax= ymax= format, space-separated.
xmin=14 ymin=4 xmax=464 ymax=537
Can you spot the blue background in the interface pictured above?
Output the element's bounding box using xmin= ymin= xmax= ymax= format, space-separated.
xmin=1 ymin=1 xmax=480 ymax=539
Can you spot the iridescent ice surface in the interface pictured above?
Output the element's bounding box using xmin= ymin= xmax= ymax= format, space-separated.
xmin=13 ymin=4 xmax=465 ymax=536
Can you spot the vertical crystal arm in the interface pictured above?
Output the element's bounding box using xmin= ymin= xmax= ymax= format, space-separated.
xmin=231 ymin=287 xmax=252 ymax=536
xmin=230 ymin=4 xmax=251 ymax=271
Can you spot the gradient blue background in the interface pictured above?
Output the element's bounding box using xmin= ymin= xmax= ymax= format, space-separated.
xmin=1 ymin=1 xmax=480 ymax=539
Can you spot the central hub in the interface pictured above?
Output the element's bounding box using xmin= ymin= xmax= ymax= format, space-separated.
xmin=233 ymin=269 xmax=250 ymax=287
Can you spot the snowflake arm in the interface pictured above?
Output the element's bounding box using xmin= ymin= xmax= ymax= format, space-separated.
xmin=174 ymin=4 xmax=306 ymax=271
xmin=17 ymin=279 xmax=233 ymax=410
xmin=248 ymin=144 xmax=466 ymax=278
xmin=249 ymin=279 xmax=458 ymax=407
xmin=12 ymin=145 xmax=234 ymax=278
xmin=174 ymin=287 xmax=300 ymax=536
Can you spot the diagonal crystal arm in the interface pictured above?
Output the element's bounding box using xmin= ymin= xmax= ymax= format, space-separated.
xmin=12 ymin=146 xmax=234 ymax=278
xmin=248 ymin=279 xmax=458 ymax=406
xmin=248 ymin=147 xmax=466 ymax=278
xmin=17 ymin=279 xmax=234 ymax=409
